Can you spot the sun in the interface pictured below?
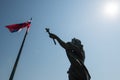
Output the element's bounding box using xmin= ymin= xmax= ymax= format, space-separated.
xmin=102 ymin=1 xmax=119 ymax=19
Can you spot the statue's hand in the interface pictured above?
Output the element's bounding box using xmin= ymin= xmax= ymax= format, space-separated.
xmin=49 ymin=33 xmax=57 ymax=39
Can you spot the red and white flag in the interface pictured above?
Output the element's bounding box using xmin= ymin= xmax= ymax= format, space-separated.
xmin=6 ymin=19 xmax=32 ymax=33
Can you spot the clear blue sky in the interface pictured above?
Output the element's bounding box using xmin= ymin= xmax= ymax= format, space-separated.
xmin=0 ymin=0 xmax=120 ymax=80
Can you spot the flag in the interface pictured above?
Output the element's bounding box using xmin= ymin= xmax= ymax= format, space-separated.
xmin=6 ymin=19 xmax=32 ymax=33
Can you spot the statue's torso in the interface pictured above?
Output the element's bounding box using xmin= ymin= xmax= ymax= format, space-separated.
xmin=65 ymin=43 xmax=90 ymax=80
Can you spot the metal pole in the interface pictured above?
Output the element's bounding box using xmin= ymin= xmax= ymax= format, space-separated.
xmin=9 ymin=30 xmax=28 ymax=80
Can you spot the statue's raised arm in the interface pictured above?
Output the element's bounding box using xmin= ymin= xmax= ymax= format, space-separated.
xmin=46 ymin=28 xmax=68 ymax=49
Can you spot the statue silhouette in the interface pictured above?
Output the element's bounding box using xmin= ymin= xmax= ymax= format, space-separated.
xmin=46 ymin=29 xmax=91 ymax=80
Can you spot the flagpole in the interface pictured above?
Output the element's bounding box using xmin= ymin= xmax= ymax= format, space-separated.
xmin=9 ymin=30 xmax=28 ymax=80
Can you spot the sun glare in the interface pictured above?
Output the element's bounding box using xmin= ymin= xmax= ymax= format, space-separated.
xmin=102 ymin=1 xmax=119 ymax=19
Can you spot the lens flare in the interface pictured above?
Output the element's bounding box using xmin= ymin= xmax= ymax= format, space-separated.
xmin=102 ymin=1 xmax=119 ymax=19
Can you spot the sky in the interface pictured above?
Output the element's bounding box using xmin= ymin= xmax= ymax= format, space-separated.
xmin=0 ymin=0 xmax=120 ymax=80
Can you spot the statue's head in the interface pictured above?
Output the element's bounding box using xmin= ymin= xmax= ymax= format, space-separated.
xmin=72 ymin=38 xmax=81 ymax=44
xmin=71 ymin=38 xmax=83 ymax=48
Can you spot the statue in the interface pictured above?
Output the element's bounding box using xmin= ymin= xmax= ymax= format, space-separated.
xmin=46 ymin=28 xmax=91 ymax=80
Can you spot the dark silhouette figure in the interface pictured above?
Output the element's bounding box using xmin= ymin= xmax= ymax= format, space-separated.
xmin=47 ymin=30 xmax=91 ymax=80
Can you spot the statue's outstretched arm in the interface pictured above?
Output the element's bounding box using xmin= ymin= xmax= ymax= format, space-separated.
xmin=49 ymin=33 xmax=68 ymax=49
